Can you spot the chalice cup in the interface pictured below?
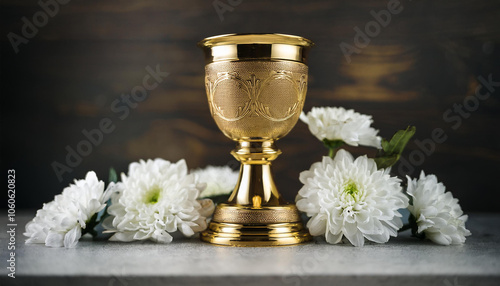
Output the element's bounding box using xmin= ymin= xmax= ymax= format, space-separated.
xmin=199 ymin=34 xmax=313 ymax=246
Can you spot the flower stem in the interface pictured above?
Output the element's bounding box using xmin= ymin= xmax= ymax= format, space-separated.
xmin=323 ymin=139 xmax=344 ymax=158
xmin=328 ymin=148 xmax=336 ymax=158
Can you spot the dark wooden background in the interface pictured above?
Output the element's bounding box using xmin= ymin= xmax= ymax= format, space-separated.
xmin=1 ymin=0 xmax=499 ymax=211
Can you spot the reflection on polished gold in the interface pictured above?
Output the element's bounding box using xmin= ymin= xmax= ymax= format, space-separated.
xmin=198 ymin=33 xmax=313 ymax=246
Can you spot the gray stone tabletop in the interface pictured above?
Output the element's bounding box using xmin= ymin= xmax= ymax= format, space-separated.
xmin=1 ymin=212 xmax=499 ymax=286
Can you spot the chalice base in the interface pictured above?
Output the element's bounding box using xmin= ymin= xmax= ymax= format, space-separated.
xmin=200 ymin=203 xmax=312 ymax=247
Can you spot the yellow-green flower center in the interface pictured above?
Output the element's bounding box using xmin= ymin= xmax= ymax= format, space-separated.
xmin=145 ymin=186 xmax=161 ymax=204
xmin=344 ymin=182 xmax=359 ymax=198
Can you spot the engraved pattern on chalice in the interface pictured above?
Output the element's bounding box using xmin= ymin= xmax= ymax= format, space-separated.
xmin=206 ymin=71 xmax=307 ymax=122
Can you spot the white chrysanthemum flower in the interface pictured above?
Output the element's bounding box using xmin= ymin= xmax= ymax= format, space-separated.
xmin=296 ymin=149 xmax=408 ymax=246
xmin=24 ymin=171 xmax=112 ymax=248
xmin=191 ymin=166 xmax=238 ymax=198
xmin=300 ymin=106 xmax=382 ymax=148
xmin=104 ymin=159 xmax=215 ymax=243
xmin=407 ymin=171 xmax=471 ymax=245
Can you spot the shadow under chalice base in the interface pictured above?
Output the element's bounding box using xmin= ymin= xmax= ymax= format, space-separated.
xmin=200 ymin=204 xmax=312 ymax=247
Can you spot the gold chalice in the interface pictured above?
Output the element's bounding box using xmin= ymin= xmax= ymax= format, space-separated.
xmin=199 ymin=34 xmax=314 ymax=246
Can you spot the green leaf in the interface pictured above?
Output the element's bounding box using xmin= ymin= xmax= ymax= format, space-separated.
xmin=374 ymin=126 xmax=416 ymax=169
xmin=373 ymin=154 xmax=400 ymax=169
xmin=108 ymin=167 xmax=118 ymax=184
xmin=82 ymin=212 xmax=99 ymax=237
xmin=382 ymin=126 xmax=416 ymax=155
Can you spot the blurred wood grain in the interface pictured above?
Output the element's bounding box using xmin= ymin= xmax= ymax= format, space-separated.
xmin=1 ymin=0 xmax=499 ymax=211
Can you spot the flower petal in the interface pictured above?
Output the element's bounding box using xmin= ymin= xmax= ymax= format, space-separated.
xmin=110 ymin=231 xmax=137 ymax=242
xmin=63 ymin=226 xmax=82 ymax=248
xmin=343 ymin=223 xmax=365 ymax=247
xmin=45 ymin=231 xmax=64 ymax=248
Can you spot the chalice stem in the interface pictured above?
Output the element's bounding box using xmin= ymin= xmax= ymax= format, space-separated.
xmin=228 ymin=141 xmax=284 ymax=207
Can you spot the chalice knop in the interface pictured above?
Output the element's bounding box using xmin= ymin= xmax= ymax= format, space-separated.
xmin=199 ymin=34 xmax=314 ymax=246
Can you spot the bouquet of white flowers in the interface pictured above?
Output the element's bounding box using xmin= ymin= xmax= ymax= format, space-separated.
xmin=24 ymin=106 xmax=470 ymax=247
xmin=298 ymin=106 xmax=470 ymax=246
